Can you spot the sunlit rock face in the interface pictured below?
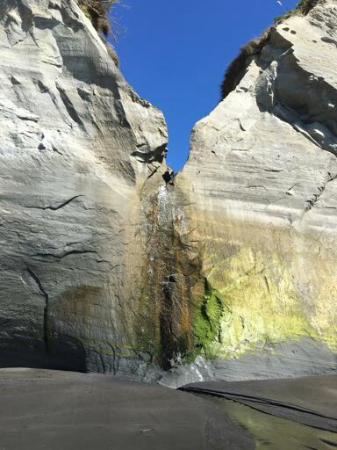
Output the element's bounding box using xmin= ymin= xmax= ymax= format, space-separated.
xmin=0 ymin=0 xmax=168 ymax=373
xmin=176 ymin=0 xmax=337 ymax=380
xmin=1 ymin=0 xmax=337 ymax=382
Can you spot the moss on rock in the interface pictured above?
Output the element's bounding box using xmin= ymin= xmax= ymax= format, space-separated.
xmin=193 ymin=282 xmax=225 ymax=357
xmin=196 ymin=246 xmax=323 ymax=359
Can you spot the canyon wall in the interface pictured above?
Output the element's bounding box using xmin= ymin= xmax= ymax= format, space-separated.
xmin=0 ymin=0 xmax=169 ymax=374
xmin=173 ymin=0 xmax=337 ymax=383
xmin=0 ymin=0 xmax=336 ymax=382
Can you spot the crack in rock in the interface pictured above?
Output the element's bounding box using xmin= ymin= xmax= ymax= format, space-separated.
xmin=26 ymin=267 xmax=50 ymax=352
xmin=32 ymin=249 xmax=98 ymax=261
xmin=303 ymin=172 xmax=337 ymax=215
xmin=27 ymin=195 xmax=84 ymax=211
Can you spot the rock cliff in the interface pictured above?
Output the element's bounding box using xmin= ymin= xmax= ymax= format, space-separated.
xmin=0 ymin=0 xmax=336 ymax=382
xmin=0 ymin=0 xmax=168 ymax=374
xmin=174 ymin=0 xmax=337 ymax=383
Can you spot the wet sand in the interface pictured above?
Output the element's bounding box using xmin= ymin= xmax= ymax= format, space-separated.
xmin=181 ymin=375 xmax=337 ymax=432
xmin=181 ymin=375 xmax=337 ymax=449
xmin=215 ymin=398 xmax=337 ymax=450
xmin=0 ymin=369 xmax=253 ymax=450
xmin=1 ymin=369 xmax=336 ymax=449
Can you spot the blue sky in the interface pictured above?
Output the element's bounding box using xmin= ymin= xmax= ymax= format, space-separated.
xmin=110 ymin=0 xmax=298 ymax=171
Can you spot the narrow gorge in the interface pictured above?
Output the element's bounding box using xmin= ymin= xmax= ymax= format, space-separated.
xmin=0 ymin=0 xmax=336 ymax=389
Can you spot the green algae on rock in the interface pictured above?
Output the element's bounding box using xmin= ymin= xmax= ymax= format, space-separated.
xmin=176 ymin=0 xmax=337 ymax=379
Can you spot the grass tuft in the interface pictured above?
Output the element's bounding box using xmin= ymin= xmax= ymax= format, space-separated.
xmin=78 ymin=0 xmax=118 ymax=36
xmin=220 ymin=0 xmax=322 ymax=100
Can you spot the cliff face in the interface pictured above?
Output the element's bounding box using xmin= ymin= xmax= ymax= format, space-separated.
xmin=0 ymin=0 xmax=336 ymax=381
xmin=175 ymin=0 xmax=337 ymax=381
xmin=0 ymin=0 xmax=169 ymax=374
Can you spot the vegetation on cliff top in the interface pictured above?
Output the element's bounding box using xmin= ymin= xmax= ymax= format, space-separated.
xmin=294 ymin=0 xmax=320 ymax=15
xmin=275 ymin=0 xmax=321 ymax=23
xmin=221 ymin=0 xmax=321 ymax=100
xmin=78 ymin=0 xmax=117 ymax=36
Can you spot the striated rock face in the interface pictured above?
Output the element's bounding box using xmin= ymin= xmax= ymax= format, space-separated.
xmin=1 ymin=0 xmax=337 ymax=382
xmin=0 ymin=0 xmax=168 ymax=373
xmin=175 ymin=0 xmax=337 ymax=382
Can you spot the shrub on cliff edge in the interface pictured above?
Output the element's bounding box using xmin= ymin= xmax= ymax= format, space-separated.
xmin=78 ymin=0 xmax=117 ymax=36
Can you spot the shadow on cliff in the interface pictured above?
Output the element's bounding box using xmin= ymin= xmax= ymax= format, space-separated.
xmin=0 ymin=336 xmax=87 ymax=372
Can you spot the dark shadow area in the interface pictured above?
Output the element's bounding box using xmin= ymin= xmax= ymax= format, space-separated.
xmin=0 ymin=336 xmax=87 ymax=372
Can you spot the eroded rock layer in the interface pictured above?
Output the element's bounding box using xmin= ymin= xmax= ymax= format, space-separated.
xmin=0 ymin=0 xmax=337 ymax=382
xmin=175 ymin=0 xmax=337 ymax=381
xmin=0 ymin=0 xmax=169 ymax=374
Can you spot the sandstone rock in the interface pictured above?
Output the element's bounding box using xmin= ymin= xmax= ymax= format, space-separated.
xmin=176 ymin=0 xmax=337 ymax=379
xmin=1 ymin=0 xmax=337 ymax=382
xmin=0 ymin=0 xmax=167 ymax=372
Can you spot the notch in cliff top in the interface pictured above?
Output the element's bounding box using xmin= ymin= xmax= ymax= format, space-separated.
xmin=220 ymin=0 xmax=322 ymax=101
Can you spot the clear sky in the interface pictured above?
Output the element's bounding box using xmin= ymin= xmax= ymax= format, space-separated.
xmin=110 ymin=0 xmax=299 ymax=171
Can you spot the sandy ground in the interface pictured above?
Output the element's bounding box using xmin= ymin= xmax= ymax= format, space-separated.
xmin=1 ymin=369 xmax=336 ymax=449
xmin=0 ymin=369 xmax=254 ymax=450
xmin=182 ymin=375 xmax=337 ymax=449
xmin=181 ymin=375 xmax=337 ymax=432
